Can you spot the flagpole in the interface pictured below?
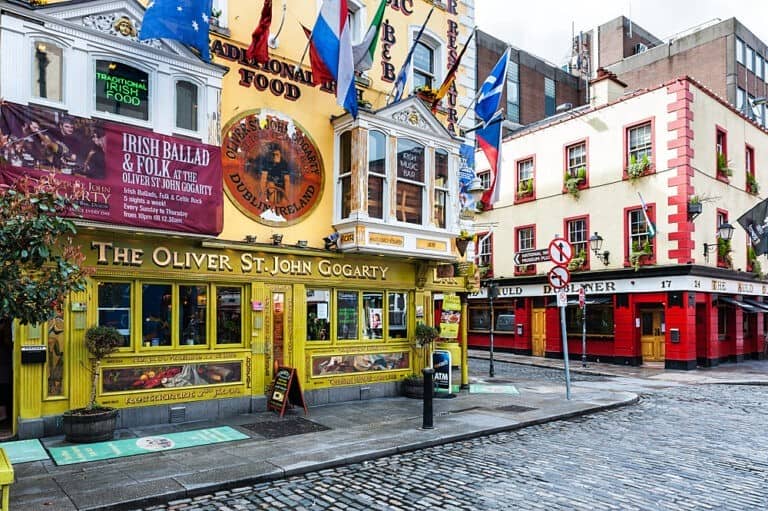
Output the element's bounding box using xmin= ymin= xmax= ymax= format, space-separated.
xmin=295 ymin=31 xmax=314 ymax=74
xmin=457 ymin=46 xmax=511 ymax=129
xmin=269 ymin=0 xmax=287 ymax=49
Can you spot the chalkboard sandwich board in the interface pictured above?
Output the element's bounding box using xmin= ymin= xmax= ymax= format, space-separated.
xmin=267 ymin=366 xmax=308 ymax=418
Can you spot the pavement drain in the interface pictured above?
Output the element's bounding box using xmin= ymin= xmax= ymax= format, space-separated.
xmin=238 ymin=417 xmax=331 ymax=439
xmin=436 ymin=406 xmax=482 ymax=417
xmin=495 ymin=404 xmax=538 ymax=413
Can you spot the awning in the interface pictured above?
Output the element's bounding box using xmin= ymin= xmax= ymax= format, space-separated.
xmin=716 ymin=296 xmax=760 ymax=312
xmin=741 ymin=298 xmax=768 ymax=313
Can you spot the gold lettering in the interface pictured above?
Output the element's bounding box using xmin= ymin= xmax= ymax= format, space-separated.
xmin=91 ymin=241 xmax=113 ymax=264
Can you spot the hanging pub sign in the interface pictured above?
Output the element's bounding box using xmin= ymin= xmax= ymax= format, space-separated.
xmin=0 ymin=101 xmax=223 ymax=235
xmin=439 ymin=294 xmax=461 ymax=339
xmin=222 ymin=109 xmax=324 ymax=226
xmin=267 ymin=366 xmax=307 ymax=418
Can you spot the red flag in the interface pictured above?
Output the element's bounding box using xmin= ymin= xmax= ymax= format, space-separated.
xmin=302 ymin=25 xmax=334 ymax=85
xmin=246 ymin=0 xmax=272 ymax=64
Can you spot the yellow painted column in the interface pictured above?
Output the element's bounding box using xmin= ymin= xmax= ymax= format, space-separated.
xmin=250 ymin=281 xmax=267 ymax=394
xmin=461 ymin=300 xmax=469 ymax=388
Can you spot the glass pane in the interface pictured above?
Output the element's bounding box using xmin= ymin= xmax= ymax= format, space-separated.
xmin=46 ymin=313 xmax=65 ymax=396
xmin=397 ymin=139 xmax=425 ymax=182
xmin=273 ymin=292 xmax=285 ymax=366
xmin=495 ymin=308 xmax=515 ymax=331
xmin=179 ymin=285 xmax=207 ymax=345
xmin=363 ymin=292 xmax=384 ymax=339
xmin=95 ymin=60 xmax=149 ymax=121
xmin=337 ymin=291 xmax=359 ymax=340
xmin=32 ymin=42 xmax=62 ymax=101
xmin=469 ymin=308 xmax=490 ymax=330
xmin=369 ymin=131 xmax=386 ymax=175
xmin=307 ymin=289 xmax=331 ymax=341
xmin=435 ymin=149 xmax=448 ymax=187
xmin=97 ymin=282 xmax=131 ymax=346
xmin=175 ymin=81 xmax=198 ymax=131
xmin=433 ymin=189 xmax=446 ymax=228
xmin=388 ymin=292 xmax=407 ymax=339
xmin=413 ymin=42 xmax=433 ymax=74
xmin=368 ymin=175 xmax=383 ymax=219
xmin=396 ymin=181 xmax=423 ymax=224
xmin=641 ymin=313 xmax=653 ymax=336
xmin=142 ymin=284 xmax=172 ymax=347
xmin=216 ymin=287 xmax=242 ymax=344
xmin=340 ymin=131 xmax=352 ymax=174
xmin=341 ymin=175 xmax=352 ymax=219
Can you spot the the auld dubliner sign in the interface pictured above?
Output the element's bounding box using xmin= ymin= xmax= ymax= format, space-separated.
xmin=0 ymin=101 xmax=222 ymax=235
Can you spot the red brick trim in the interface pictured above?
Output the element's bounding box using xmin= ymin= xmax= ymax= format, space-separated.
xmin=666 ymin=80 xmax=695 ymax=264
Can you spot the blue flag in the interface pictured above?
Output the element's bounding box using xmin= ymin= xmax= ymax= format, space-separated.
xmin=139 ymin=0 xmax=213 ymax=62
xmin=475 ymin=48 xmax=509 ymax=124
xmin=390 ymin=8 xmax=434 ymax=104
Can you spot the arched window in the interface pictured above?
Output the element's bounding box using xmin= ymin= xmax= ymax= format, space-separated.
xmin=32 ymin=41 xmax=63 ymax=102
xmin=413 ymin=42 xmax=434 ymax=90
xmin=176 ymin=80 xmax=199 ymax=131
xmin=339 ymin=131 xmax=352 ymax=219
xmin=368 ymin=130 xmax=386 ymax=219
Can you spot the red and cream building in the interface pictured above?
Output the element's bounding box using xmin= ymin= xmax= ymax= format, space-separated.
xmin=470 ymin=72 xmax=768 ymax=369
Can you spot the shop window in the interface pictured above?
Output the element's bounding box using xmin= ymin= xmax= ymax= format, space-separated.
xmin=469 ymin=306 xmax=490 ymax=331
xmin=368 ymin=130 xmax=386 ymax=219
xmin=515 ymin=157 xmax=534 ymax=201
xmin=627 ymin=121 xmax=652 ymax=171
xmin=337 ymin=290 xmax=359 ymax=340
xmin=307 ymin=289 xmax=331 ymax=341
xmin=413 ymin=42 xmax=434 ymax=90
xmin=363 ymin=292 xmax=384 ymax=340
xmin=396 ymin=138 xmax=424 ymax=224
xmin=216 ymin=286 xmax=242 ymax=344
xmin=32 ymin=41 xmax=63 ymax=102
xmin=142 ymin=284 xmax=172 ymax=347
xmin=434 ymin=148 xmax=449 ymax=228
xmin=97 ymin=282 xmax=131 ymax=346
xmin=506 ymin=61 xmax=520 ymax=123
xmin=388 ymin=292 xmax=407 ymax=339
xmin=494 ymin=306 xmax=515 ymax=332
xmin=95 ymin=60 xmax=149 ymax=121
xmin=175 ymin=80 xmax=198 ymax=132
xmin=565 ymin=305 xmax=614 ymax=335
xmin=339 ymin=131 xmax=352 ymax=219
xmin=179 ymin=285 xmax=207 ymax=346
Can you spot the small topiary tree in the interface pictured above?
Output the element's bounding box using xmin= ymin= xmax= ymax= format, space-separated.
xmin=83 ymin=326 xmax=123 ymax=411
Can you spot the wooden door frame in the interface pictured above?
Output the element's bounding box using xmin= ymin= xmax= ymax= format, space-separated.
xmin=266 ymin=284 xmax=293 ymax=380
xmin=531 ymin=308 xmax=546 ymax=357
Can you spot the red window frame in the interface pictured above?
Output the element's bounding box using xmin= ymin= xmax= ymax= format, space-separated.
xmin=514 ymin=155 xmax=536 ymax=205
xmin=716 ymin=209 xmax=730 ymax=268
xmin=563 ymin=215 xmax=590 ymax=270
xmin=716 ymin=126 xmax=729 ymax=182
xmin=623 ymin=203 xmax=657 ymax=266
xmin=514 ymin=224 xmax=536 ymax=275
xmin=563 ymin=138 xmax=589 ymax=192
xmin=623 ymin=117 xmax=655 ymax=180
xmin=746 ymin=144 xmax=757 ymax=193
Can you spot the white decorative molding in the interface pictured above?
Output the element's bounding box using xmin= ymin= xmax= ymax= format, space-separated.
xmin=392 ymin=107 xmax=430 ymax=130
xmin=82 ymin=13 xmax=161 ymax=49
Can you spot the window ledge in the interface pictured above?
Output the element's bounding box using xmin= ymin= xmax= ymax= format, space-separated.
xmin=209 ymin=25 xmax=231 ymax=37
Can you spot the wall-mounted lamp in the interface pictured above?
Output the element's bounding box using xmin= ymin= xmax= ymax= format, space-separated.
xmin=271 ymin=233 xmax=283 ymax=246
xmin=244 ymin=235 xmax=257 ymax=243
xmin=296 ymin=240 xmax=308 ymax=248
xmin=703 ymin=222 xmax=734 ymax=261
xmin=589 ymin=232 xmax=610 ymax=266
xmin=323 ymin=232 xmax=339 ymax=250
xmin=466 ymin=177 xmax=485 ymax=204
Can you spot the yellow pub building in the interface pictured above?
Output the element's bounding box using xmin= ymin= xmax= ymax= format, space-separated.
xmin=0 ymin=0 xmax=476 ymax=438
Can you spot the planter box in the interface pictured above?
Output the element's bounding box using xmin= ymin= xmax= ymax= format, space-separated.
xmin=62 ymin=408 xmax=119 ymax=443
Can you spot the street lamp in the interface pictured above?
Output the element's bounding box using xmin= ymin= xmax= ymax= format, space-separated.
xmin=703 ymin=222 xmax=735 ymax=261
xmin=486 ymin=282 xmax=498 ymax=378
xmin=589 ymin=232 xmax=610 ymax=265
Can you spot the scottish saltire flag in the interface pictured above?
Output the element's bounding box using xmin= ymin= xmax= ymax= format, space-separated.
xmin=475 ymin=48 xmax=510 ymax=124
xmin=390 ymin=8 xmax=434 ymax=104
xmin=477 ymin=114 xmax=503 ymax=205
xmin=637 ymin=192 xmax=657 ymax=238
xmin=139 ymin=0 xmax=213 ymax=62
xmin=310 ymin=0 xmax=357 ymax=118
xmin=352 ymin=0 xmax=386 ymax=72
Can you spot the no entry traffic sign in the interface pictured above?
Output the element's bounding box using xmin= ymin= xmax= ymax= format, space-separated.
xmin=548 ymin=238 xmax=573 ymax=265
xmin=547 ymin=265 xmax=570 ymax=289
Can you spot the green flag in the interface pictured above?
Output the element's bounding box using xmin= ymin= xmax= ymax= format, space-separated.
xmin=352 ymin=0 xmax=387 ymax=72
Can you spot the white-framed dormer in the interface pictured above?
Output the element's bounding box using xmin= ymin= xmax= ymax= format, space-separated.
xmin=171 ymin=74 xmax=206 ymax=140
xmin=331 ymin=96 xmax=462 ymax=261
xmin=28 ymin=33 xmax=70 ymax=110
xmin=90 ymin=54 xmax=154 ymax=130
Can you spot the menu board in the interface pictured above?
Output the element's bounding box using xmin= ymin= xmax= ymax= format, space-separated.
xmin=267 ymin=366 xmax=307 ymax=418
xmin=439 ymin=294 xmax=462 ymax=339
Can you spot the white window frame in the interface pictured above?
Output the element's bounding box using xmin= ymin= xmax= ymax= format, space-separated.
xmin=747 ymin=46 xmax=755 ymax=73
xmin=211 ymin=0 xmax=229 ymax=28
xmin=409 ymin=27 xmax=443 ymax=92
xmin=29 ymin=37 xmax=66 ymax=108
xmin=567 ymin=218 xmax=588 ymax=259
xmin=91 ymin=56 xmax=153 ymax=129
xmin=395 ymin=137 xmax=427 ymax=225
xmin=173 ymin=77 xmax=203 ymax=136
xmin=628 ymin=122 xmax=652 ymax=164
xmin=433 ymin=147 xmax=449 ymax=229
xmin=506 ymin=61 xmax=520 ymax=123
xmin=628 ymin=209 xmax=652 ymax=255
xmin=347 ymin=0 xmax=366 ymax=45
xmin=367 ymin=129 xmax=388 ymax=220
xmin=736 ymin=38 xmax=745 ymax=65
xmin=566 ymin=142 xmax=586 ymax=177
xmin=337 ymin=130 xmax=353 ymax=221
xmin=478 ymin=233 xmax=492 ymax=267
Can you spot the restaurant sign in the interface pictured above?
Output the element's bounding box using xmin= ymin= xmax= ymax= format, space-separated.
xmin=0 ymin=101 xmax=222 ymax=235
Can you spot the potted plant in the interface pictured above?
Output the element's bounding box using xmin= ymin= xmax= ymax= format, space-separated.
xmin=210 ymin=7 xmax=222 ymax=26
xmin=403 ymin=323 xmax=440 ymax=398
xmin=629 ymin=240 xmax=653 ymax=271
xmin=687 ymin=195 xmax=702 ymax=219
xmin=717 ymin=152 xmax=732 ymax=177
xmin=61 ymin=325 xmax=123 ymax=443
xmin=717 ymin=237 xmax=732 ymax=268
xmin=414 ymin=85 xmax=437 ymax=102
xmin=748 ymin=246 xmax=763 ymax=278
xmin=517 ymin=179 xmax=533 ymax=199
xmin=564 ymin=169 xmax=585 ymax=198
xmin=455 ymin=229 xmax=473 ymax=257
xmin=567 ymin=249 xmax=587 ymax=271
xmin=627 ymin=154 xmax=650 ymax=181
xmin=747 ymin=172 xmax=760 ymax=194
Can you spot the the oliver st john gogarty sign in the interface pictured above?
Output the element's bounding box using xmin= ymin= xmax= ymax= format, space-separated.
xmin=0 ymin=101 xmax=222 ymax=235
xmin=221 ymin=110 xmax=323 ymax=226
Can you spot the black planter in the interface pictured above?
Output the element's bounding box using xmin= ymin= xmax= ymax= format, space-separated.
xmin=62 ymin=408 xmax=118 ymax=443
xmin=455 ymin=238 xmax=470 ymax=257
xmin=687 ymin=202 xmax=702 ymax=220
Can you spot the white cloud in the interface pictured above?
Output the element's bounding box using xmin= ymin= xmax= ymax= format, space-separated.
xmin=476 ymin=0 xmax=768 ymax=66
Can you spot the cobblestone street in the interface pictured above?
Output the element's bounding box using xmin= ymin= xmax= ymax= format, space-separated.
xmin=135 ymin=362 xmax=768 ymax=511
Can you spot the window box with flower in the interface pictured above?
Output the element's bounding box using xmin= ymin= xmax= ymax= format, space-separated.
xmin=629 ymin=240 xmax=653 ymax=271
xmin=747 ymin=172 xmax=760 ymax=195
xmin=627 ymin=154 xmax=651 ymax=182
xmin=563 ymin=167 xmax=587 ymax=198
xmin=717 ymin=237 xmax=732 ymax=268
xmin=717 ymin=152 xmax=732 ymax=179
xmin=687 ymin=195 xmax=702 ymax=220
xmin=567 ymin=250 xmax=588 ymax=271
xmin=414 ymin=85 xmax=437 ymax=103
xmin=455 ymin=230 xmax=474 ymax=257
xmin=516 ymin=179 xmax=534 ymax=200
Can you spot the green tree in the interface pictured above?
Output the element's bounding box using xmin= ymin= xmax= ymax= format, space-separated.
xmin=0 ymin=174 xmax=91 ymax=326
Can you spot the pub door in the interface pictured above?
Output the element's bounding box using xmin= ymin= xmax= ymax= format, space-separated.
xmin=267 ymin=285 xmax=293 ymax=384
xmin=531 ymin=308 xmax=546 ymax=357
xmin=640 ymin=309 xmax=665 ymax=362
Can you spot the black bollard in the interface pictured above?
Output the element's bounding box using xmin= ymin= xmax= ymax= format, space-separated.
xmin=422 ymin=368 xmax=434 ymax=429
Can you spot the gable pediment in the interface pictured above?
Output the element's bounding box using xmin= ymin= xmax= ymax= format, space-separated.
xmin=374 ymin=96 xmax=456 ymax=141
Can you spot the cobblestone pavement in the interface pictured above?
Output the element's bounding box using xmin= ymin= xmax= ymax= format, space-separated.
xmin=136 ymin=363 xmax=768 ymax=511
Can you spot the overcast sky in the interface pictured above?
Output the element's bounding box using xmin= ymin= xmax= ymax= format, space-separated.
xmin=475 ymin=0 xmax=768 ymax=67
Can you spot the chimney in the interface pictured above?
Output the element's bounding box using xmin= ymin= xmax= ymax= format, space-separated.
xmin=590 ymin=68 xmax=627 ymax=106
